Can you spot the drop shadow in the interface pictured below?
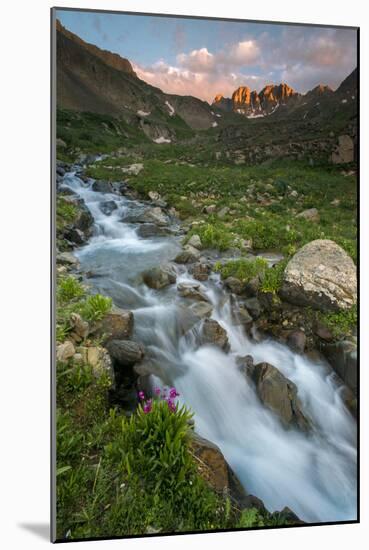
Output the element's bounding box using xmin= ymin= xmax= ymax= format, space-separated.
xmin=18 ymin=523 xmax=50 ymax=541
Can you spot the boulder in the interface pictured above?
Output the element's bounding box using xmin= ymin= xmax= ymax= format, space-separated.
xmin=236 ymin=355 xmax=255 ymax=376
xmin=296 ymin=208 xmax=320 ymax=223
xmin=251 ymin=362 xmax=310 ymax=431
xmin=201 ymin=319 xmax=229 ymax=350
xmin=281 ymin=240 xmax=357 ymax=311
xmin=321 ymin=339 xmax=357 ymax=393
xmin=177 ymin=282 xmax=210 ymax=303
xmin=136 ymin=223 xmax=169 ymax=238
xmin=99 ymin=200 xmax=118 ymax=216
xmin=174 ymin=245 xmax=201 ymax=264
xmin=106 ymin=339 xmax=145 ymax=367
xmin=142 ymin=265 xmax=176 ymax=289
xmin=187 ymin=234 xmax=202 ymax=249
xmin=141 ymin=207 xmax=169 ymax=226
xmin=231 ymin=301 xmax=253 ymax=327
xmin=286 ymin=330 xmax=306 ymax=353
xmin=225 ymin=276 xmax=246 ymax=295
xmin=191 ymin=262 xmax=210 ymax=281
xmin=63 ymin=227 xmax=86 ymax=245
xmin=92 ymin=180 xmax=113 ymax=193
xmin=79 ymin=346 xmax=113 ymax=379
xmin=243 ymin=297 xmax=262 ymax=319
xmin=74 ymin=204 xmax=94 ymax=233
xmin=189 ymin=301 xmax=213 ymax=319
xmin=69 ymin=313 xmax=89 ymax=342
xmin=56 ymin=341 xmax=75 ymax=362
xmin=56 ymin=251 xmax=79 ymax=267
xmin=94 ymin=308 xmax=134 ymax=341
xmin=148 ymin=190 xmax=160 ymax=201
xmin=190 ymin=433 xmax=265 ymax=510
xmin=203 ymin=204 xmax=217 ymax=214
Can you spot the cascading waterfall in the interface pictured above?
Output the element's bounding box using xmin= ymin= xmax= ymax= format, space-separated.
xmin=60 ymin=167 xmax=357 ymax=524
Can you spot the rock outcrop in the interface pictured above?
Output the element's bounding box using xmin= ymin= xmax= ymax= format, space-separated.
xmin=281 ymin=240 xmax=357 ymax=311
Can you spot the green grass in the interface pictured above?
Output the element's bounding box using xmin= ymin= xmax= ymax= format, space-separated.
xmin=85 ymin=156 xmax=356 ymax=260
xmin=56 ymin=275 xmax=112 ymax=342
xmin=319 ymin=305 xmax=357 ymax=339
xmin=215 ymin=257 xmax=268 ymax=282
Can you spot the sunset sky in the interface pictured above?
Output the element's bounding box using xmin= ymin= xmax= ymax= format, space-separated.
xmin=56 ymin=9 xmax=357 ymax=103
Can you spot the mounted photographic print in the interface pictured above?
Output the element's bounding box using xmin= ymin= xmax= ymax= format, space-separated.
xmin=51 ymin=6 xmax=359 ymax=543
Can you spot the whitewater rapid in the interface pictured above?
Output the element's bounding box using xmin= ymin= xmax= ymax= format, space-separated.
xmin=60 ymin=168 xmax=357 ymax=523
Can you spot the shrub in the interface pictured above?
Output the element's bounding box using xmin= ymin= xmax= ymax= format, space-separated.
xmin=57 ymin=276 xmax=85 ymax=303
xmin=80 ymin=294 xmax=112 ymax=322
xmin=191 ymin=222 xmax=233 ymax=251
xmin=215 ymin=257 xmax=268 ymax=282
xmin=260 ymin=260 xmax=288 ymax=294
xmin=319 ymin=305 xmax=357 ymax=338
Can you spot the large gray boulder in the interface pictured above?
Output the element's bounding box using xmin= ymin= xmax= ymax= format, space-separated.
xmin=281 ymin=240 xmax=357 ymax=311
xmin=142 ymin=265 xmax=176 ymax=289
xmin=106 ymin=339 xmax=144 ymax=367
xmin=252 ymin=362 xmax=310 ymax=431
xmin=200 ymin=318 xmax=229 ymax=350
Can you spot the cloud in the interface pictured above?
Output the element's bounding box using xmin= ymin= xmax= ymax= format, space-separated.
xmin=227 ymin=40 xmax=260 ymax=65
xmin=177 ymin=47 xmax=215 ymax=73
xmin=134 ymin=60 xmax=266 ymax=103
xmin=133 ymin=27 xmax=356 ymax=101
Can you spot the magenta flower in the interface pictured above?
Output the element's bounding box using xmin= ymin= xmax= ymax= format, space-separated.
xmin=154 ymin=387 xmax=161 ymax=396
xmin=143 ymin=399 xmax=152 ymax=414
xmin=138 ymin=391 xmax=145 ymax=401
xmin=169 ymin=387 xmax=179 ymax=399
xmin=167 ymin=398 xmax=177 ymax=413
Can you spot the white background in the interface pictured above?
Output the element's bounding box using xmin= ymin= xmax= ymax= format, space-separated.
xmin=1 ymin=0 xmax=367 ymax=548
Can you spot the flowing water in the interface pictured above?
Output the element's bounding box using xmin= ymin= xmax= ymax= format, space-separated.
xmin=60 ymin=167 xmax=357 ymax=523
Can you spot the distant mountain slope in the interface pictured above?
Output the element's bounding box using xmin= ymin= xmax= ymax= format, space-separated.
xmin=56 ymin=20 xmax=215 ymax=137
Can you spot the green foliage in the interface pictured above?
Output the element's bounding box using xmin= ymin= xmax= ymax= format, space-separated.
xmin=80 ymin=294 xmax=112 ymax=322
xmin=56 ymin=197 xmax=78 ymax=232
xmin=57 ymin=276 xmax=85 ymax=303
xmin=319 ymin=305 xmax=357 ymax=338
xmin=237 ymin=508 xmax=265 ymax=528
xmin=56 ymin=362 xmax=235 ymax=540
xmin=260 ymin=260 xmax=288 ymax=294
xmin=56 ymin=275 xmax=111 ymax=342
xmin=215 ymin=257 xmax=268 ymax=282
xmin=190 ymin=222 xmax=233 ymax=251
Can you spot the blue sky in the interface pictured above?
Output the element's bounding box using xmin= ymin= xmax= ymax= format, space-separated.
xmin=56 ymin=9 xmax=357 ymax=102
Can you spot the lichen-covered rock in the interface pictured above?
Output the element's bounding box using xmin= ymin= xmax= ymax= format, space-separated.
xmin=56 ymin=340 xmax=75 ymax=362
xmin=281 ymin=240 xmax=357 ymax=311
xmin=296 ymin=208 xmax=320 ymax=223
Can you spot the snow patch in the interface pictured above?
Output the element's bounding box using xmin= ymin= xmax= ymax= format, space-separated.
xmin=341 ymin=99 xmax=348 ymax=104
xmin=216 ymin=113 xmax=222 ymax=118
xmin=211 ymin=110 xmax=215 ymax=115
xmin=352 ymin=95 xmax=355 ymax=100
xmin=246 ymin=112 xmax=265 ymax=119
xmin=165 ymin=100 xmax=175 ymax=116
xmin=154 ymin=136 xmax=172 ymax=144
xmin=212 ymin=121 xmax=218 ymax=127
xmin=137 ymin=110 xmax=150 ymax=117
